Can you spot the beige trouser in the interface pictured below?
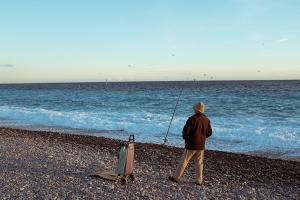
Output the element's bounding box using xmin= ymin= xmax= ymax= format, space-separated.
xmin=174 ymin=149 xmax=204 ymax=184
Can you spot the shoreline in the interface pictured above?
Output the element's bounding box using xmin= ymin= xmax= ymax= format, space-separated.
xmin=1 ymin=127 xmax=299 ymax=199
xmin=1 ymin=124 xmax=298 ymax=162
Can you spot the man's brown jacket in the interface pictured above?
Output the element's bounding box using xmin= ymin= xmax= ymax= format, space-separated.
xmin=182 ymin=112 xmax=212 ymax=150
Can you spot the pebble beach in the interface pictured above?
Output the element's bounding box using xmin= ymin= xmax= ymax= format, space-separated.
xmin=0 ymin=127 xmax=299 ymax=199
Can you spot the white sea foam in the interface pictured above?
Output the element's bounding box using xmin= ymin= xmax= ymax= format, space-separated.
xmin=0 ymin=105 xmax=299 ymax=155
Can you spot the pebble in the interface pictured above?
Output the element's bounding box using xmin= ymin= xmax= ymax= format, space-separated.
xmin=0 ymin=127 xmax=299 ymax=200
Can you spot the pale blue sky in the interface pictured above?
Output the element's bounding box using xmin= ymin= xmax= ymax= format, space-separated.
xmin=0 ymin=0 xmax=299 ymax=83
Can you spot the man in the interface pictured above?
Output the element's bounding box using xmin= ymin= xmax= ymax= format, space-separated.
xmin=169 ymin=102 xmax=212 ymax=185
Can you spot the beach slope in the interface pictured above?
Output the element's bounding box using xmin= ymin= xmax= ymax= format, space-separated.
xmin=0 ymin=127 xmax=299 ymax=199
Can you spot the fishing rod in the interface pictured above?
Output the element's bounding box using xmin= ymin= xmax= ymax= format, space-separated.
xmin=163 ymin=88 xmax=183 ymax=144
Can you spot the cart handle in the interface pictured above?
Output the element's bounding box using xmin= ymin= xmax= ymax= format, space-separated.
xmin=129 ymin=135 xmax=135 ymax=142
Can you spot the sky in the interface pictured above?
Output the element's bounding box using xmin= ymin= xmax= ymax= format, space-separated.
xmin=0 ymin=0 xmax=299 ymax=83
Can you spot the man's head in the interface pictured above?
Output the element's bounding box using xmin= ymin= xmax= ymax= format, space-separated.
xmin=193 ymin=102 xmax=205 ymax=113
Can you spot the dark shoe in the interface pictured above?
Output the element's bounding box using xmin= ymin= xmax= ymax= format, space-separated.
xmin=195 ymin=181 xmax=203 ymax=186
xmin=168 ymin=176 xmax=178 ymax=183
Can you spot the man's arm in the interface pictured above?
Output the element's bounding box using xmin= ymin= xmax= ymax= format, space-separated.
xmin=182 ymin=118 xmax=192 ymax=140
xmin=206 ymin=120 xmax=212 ymax=138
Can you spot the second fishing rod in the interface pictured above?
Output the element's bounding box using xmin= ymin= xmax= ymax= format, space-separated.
xmin=163 ymin=87 xmax=183 ymax=144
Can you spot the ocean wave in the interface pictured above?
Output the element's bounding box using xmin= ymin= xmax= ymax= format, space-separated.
xmin=0 ymin=105 xmax=299 ymax=156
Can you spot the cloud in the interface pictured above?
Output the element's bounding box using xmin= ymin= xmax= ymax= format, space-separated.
xmin=276 ymin=38 xmax=288 ymax=43
xmin=127 ymin=64 xmax=135 ymax=68
xmin=0 ymin=64 xmax=14 ymax=68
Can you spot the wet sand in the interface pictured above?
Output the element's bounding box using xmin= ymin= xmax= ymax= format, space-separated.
xmin=0 ymin=127 xmax=299 ymax=199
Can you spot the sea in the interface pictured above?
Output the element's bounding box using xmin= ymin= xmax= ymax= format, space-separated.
xmin=0 ymin=81 xmax=299 ymax=160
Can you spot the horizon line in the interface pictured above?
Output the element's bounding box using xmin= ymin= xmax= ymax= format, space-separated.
xmin=0 ymin=79 xmax=299 ymax=85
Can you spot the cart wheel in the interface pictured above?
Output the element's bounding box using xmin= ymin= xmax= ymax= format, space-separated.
xmin=120 ymin=177 xmax=127 ymax=185
xmin=129 ymin=174 xmax=135 ymax=181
